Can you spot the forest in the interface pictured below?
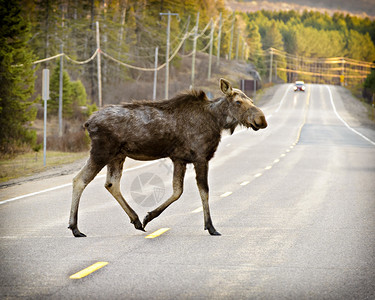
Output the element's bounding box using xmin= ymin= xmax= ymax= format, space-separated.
xmin=1 ymin=0 xmax=375 ymax=155
xmin=245 ymin=9 xmax=375 ymax=83
xmin=21 ymin=0 xmax=375 ymax=98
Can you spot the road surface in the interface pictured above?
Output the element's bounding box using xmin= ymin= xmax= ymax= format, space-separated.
xmin=1 ymin=84 xmax=375 ymax=299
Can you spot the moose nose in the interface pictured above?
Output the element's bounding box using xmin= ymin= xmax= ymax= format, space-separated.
xmin=255 ymin=115 xmax=267 ymax=129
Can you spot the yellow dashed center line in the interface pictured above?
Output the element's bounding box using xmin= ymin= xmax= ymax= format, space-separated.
xmin=145 ymin=228 xmax=170 ymax=239
xmin=240 ymin=181 xmax=250 ymax=186
xmin=70 ymin=262 xmax=108 ymax=279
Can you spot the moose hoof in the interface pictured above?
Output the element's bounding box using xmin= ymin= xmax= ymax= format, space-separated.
xmin=69 ymin=226 xmax=87 ymax=237
xmin=206 ymin=227 xmax=221 ymax=236
xmin=209 ymin=230 xmax=221 ymax=236
xmin=74 ymin=231 xmax=87 ymax=237
xmin=142 ymin=213 xmax=153 ymax=229
xmin=132 ymin=219 xmax=145 ymax=232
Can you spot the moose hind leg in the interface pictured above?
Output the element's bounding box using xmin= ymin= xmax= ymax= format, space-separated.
xmin=105 ymin=157 xmax=144 ymax=232
xmin=194 ymin=161 xmax=221 ymax=236
xmin=143 ymin=160 xmax=186 ymax=229
xmin=69 ymin=158 xmax=104 ymax=237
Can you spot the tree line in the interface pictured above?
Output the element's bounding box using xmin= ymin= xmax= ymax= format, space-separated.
xmin=244 ymin=10 xmax=375 ymax=81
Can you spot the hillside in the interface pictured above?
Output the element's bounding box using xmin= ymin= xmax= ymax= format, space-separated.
xmin=99 ymin=52 xmax=257 ymax=104
xmin=228 ymin=0 xmax=375 ymax=19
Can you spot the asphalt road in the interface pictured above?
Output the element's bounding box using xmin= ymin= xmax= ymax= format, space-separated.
xmin=1 ymin=84 xmax=375 ymax=299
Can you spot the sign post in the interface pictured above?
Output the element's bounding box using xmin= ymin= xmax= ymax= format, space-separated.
xmin=340 ymin=74 xmax=344 ymax=86
xmin=42 ymin=69 xmax=50 ymax=166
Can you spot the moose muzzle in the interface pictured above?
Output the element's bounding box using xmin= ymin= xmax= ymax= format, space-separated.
xmin=254 ymin=115 xmax=267 ymax=129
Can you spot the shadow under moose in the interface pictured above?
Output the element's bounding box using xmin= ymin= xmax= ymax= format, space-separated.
xmin=69 ymin=78 xmax=267 ymax=237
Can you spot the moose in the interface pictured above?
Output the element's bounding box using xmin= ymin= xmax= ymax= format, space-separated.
xmin=69 ymin=78 xmax=267 ymax=237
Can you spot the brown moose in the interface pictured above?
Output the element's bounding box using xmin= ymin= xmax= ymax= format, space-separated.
xmin=68 ymin=78 xmax=267 ymax=237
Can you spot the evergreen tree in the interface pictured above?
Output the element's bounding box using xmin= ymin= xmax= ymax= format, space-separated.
xmin=49 ymin=62 xmax=91 ymax=119
xmin=246 ymin=22 xmax=266 ymax=76
xmin=363 ymin=68 xmax=375 ymax=95
xmin=282 ymin=26 xmax=298 ymax=55
xmin=49 ymin=62 xmax=73 ymax=117
xmin=0 ymin=0 xmax=37 ymax=154
xmin=29 ymin=0 xmax=59 ymax=65
xmin=71 ymin=80 xmax=88 ymax=107
xmin=347 ymin=30 xmax=375 ymax=61
xmin=262 ymin=21 xmax=284 ymax=50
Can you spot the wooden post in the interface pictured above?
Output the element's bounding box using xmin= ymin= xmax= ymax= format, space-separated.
xmin=153 ymin=47 xmax=158 ymax=100
xmin=42 ymin=69 xmax=50 ymax=167
xmin=208 ymin=19 xmax=214 ymax=80
xmin=96 ymin=21 xmax=102 ymax=107
xmin=191 ymin=11 xmax=199 ymax=88
xmin=216 ymin=12 xmax=222 ymax=66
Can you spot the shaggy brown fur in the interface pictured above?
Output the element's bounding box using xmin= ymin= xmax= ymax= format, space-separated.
xmin=68 ymin=78 xmax=267 ymax=237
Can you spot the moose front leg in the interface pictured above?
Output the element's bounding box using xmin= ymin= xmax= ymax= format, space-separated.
xmin=69 ymin=158 xmax=104 ymax=237
xmin=105 ymin=157 xmax=144 ymax=232
xmin=143 ymin=159 xmax=186 ymax=229
xmin=194 ymin=161 xmax=221 ymax=236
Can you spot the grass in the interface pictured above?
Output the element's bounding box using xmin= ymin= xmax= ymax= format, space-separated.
xmin=0 ymin=151 xmax=88 ymax=183
xmin=348 ymin=84 xmax=375 ymax=121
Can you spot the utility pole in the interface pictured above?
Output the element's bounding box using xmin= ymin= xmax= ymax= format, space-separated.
xmin=216 ymin=12 xmax=222 ymax=66
xmin=241 ymin=41 xmax=246 ymax=60
xmin=253 ymin=76 xmax=256 ymax=99
xmin=153 ymin=46 xmax=158 ymax=100
xmin=235 ymin=30 xmax=240 ymax=60
xmin=269 ymin=48 xmax=273 ymax=83
xmin=182 ymin=15 xmax=190 ymax=55
xmin=208 ymin=19 xmax=214 ymax=80
xmin=341 ymin=58 xmax=345 ymax=86
xmin=118 ymin=2 xmax=127 ymax=75
xmin=275 ymin=60 xmax=277 ymax=81
xmin=160 ymin=11 xmax=179 ymax=99
xmin=118 ymin=3 xmax=126 ymax=44
xmin=42 ymin=69 xmax=49 ymax=167
xmin=96 ymin=21 xmax=102 ymax=107
xmin=58 ymin=4 xmax=65 ymax=137
xmin=228 ymin=13 xmax=235 ymax=60
xmin=191 ymin=11 xmax=199 ymax=88
xmin=58 ymin=44 xmax=63 ymax=137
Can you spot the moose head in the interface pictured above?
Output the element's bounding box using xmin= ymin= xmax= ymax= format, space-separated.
xmin=220 ymin=78 xmax=268 ymax=131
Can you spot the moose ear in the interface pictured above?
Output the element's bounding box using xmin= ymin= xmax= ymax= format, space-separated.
xmin=220 ymin=78 xmax=233 ymax=95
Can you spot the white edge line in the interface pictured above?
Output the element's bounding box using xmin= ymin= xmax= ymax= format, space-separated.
xmin=1 ymin=159 xmax=162 ymax=205
xmin=1 ymin=183 xmax=73 ymax=205
xmin=275 ymin=84 xmax=291 ymax=113
xmin=327 ymin=86 xmax=375 ymax=146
